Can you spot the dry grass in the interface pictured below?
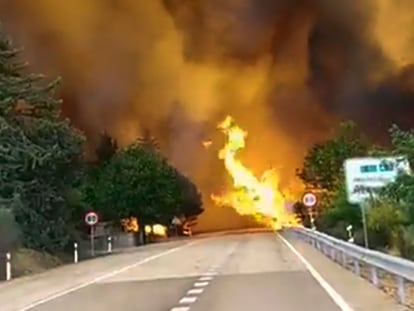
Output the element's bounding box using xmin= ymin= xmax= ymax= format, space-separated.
xmin=10 ymin=248 xmax=64 ymax=278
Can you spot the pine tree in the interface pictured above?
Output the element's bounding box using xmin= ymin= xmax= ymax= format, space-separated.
xmin=0 ymin=30 xmax=85 ymax=252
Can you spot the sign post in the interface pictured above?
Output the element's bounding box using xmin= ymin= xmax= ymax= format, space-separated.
xmin=302 ymin=192 xmax=317 ymax=230
xmin=361 ymin=201 xmax=369 ymax=248
xmin=84 ymin=211 xmax=99 ymax=257
xmin=344 ymin=156 xmax=410 ymax=248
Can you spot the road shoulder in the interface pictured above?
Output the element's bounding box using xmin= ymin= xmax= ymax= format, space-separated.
xmin=0 ymin=240 xmax=192 ymax=311
xmin=280 ymin=231 xmax=406 ymax=311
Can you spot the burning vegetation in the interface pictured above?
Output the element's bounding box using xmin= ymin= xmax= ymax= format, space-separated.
xmin=211 ymin=116 xmax=296 ymax=229
xmin=121 ymin=217 xmax=168 ymax=237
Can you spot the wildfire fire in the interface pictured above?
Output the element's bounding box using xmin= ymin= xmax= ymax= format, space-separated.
xmin=121 ymin=217 xmax=139 ymax=232
xmin=148 ymin=224 xmax=168 ymax=236
xmin=121 ymin=217 xmax=167 ymax=236
xmin=211 ymin=116 xmax=295 ymax=230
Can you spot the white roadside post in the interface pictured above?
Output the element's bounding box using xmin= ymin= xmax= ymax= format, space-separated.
xmin=73 ymin=242 xmax=78 ymax=263
xmin=107 ymin=236 xmax=112 ymax=253
xmin=346 ymin=225 xmax=354 ymax=243
xmin=6 ymin=252 xmax=11 ymax=281
xmin=344 ymin=156 xmax=411 ymax=248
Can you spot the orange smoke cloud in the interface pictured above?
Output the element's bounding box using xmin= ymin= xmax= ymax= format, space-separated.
xmin=1 ymin=0 xmax=414 ymax=231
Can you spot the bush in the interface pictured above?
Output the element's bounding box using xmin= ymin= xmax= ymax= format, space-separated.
xmin=0 ymin=207 xmax=20 ymax=252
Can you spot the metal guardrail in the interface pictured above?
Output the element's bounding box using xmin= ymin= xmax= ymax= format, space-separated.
xmin=292 ymin=227 xmax=414 ymax=306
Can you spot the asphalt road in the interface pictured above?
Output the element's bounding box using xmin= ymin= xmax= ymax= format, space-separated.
xmin=1 ymin=230 xmax=404 ymax=311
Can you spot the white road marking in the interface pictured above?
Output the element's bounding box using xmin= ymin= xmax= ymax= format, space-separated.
xmin=277 ymin=233 xmax=354 ymax=311
xmin=17 ymin=241 xmax=197 ymax=311
xmin=171 ymin=249 xmax=236 ymax=311
xmin=179 ymin=296 xmax=198 ymax=304
xmin=194 ymin=281 xmax=209 ymax=287
xmin=188 ymin=288 xmax=204 ymax=295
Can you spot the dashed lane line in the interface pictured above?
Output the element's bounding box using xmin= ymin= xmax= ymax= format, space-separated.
xmin=169 ymin=275 xmax=213 ymax=311
xmin=187 ymin=288 xmax=204 ymax=295
xmin=169 ymin=241 xmax=241 ymax=311
xmin=179 ymin=296 xmax=198 ymax=304
xmin=193 ymin=281 xmax=210 ymax=287
xmin=169 ymin=263 xmax=223 ymax=310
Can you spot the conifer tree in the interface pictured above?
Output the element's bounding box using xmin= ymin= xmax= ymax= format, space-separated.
xmin=0 ymin=30 xmax=84 ymax=252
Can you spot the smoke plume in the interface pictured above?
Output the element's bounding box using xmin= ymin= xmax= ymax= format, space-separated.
xmin=1 ymin=0 xmax=414 ymax=230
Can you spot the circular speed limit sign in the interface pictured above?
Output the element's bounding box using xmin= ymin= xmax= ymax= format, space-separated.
xmin=302 ymin=192 xmax=317 ymax=207
xmin=84 ymin=211 xmax=99 ymax=226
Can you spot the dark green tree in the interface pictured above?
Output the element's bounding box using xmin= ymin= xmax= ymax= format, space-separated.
xmin=296 ymin=122 xmax=370 ymax=241
xmin=175 ymin=171 xmax=204 ymax=218
xmin=363 ymin=126 xmax=414 ymax=257
xmin=388 ymin=124 xmax=414 ymax=167
xmin=296 ymin=121 xmax=368 ymax=193
xmin=315 ymin=184 xmax=363 ymax=241
xmin=0 ymin=31 xmax=85 ymax=252
xmin=84 ymin=142 xmax=184 ymax=226
xmin=374 ymin=172 xmax=414 ymax=258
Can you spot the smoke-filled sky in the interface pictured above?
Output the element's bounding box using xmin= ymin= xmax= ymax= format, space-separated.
xmin=1 ymin=0 xmax=414 ymax=230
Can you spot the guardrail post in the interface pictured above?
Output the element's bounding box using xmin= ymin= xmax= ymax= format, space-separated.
xmin=310 ymin=238 xmax=315 ymax=247
xmin=74 ymin=242 xmax=78 ymax=263
xmin=323 ymin=244 xmax=328 ymax=256
xmin=107 ymin=236 xmax=112 ymax=253
xmin=330 ymin=248 xmax=336 ymax=261
xmin=353 ymin=260 xmax=360 ymax=276
xmin=6 ymin=252 xmax=11 ymax=281
xmin=370 ymin=266 xmax=379 ymax=287
xmin=341 ymin=251 xmax=347 ymax=267
xmin=396 ymin=276 xmax=406 ymax=305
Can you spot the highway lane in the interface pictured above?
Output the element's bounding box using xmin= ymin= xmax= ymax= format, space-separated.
xmin=3 ymin=230 xmax=404 ymax=311
xmin=24 ymin=231 xmax=340 ymax=311
xmin=190 ymin=232 xmax=340 ymax=311
xmin=26 ymin=234 xmax=238 ymax=311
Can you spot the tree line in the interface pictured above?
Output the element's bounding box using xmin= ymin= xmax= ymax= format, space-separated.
xmin=0 ymin=29 xmax=203 ymax=254
xmin=295 ymin=121 xmax=414 ymax=259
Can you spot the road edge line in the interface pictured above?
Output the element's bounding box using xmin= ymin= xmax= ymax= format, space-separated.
xmin=17 ymin=241 xmax=197 ymax=311
xmin=276 ymin=232 xmax=354 ymax=311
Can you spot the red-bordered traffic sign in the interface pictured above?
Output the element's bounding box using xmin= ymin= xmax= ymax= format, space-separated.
xmin=84 ymin=211 xmax=99 ymax=226
xmin=302 ymin=192 xmax=317 ymax=207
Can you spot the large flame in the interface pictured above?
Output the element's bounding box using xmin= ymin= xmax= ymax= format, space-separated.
xmin=211 ymin=116 xmax=294 ymax=230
